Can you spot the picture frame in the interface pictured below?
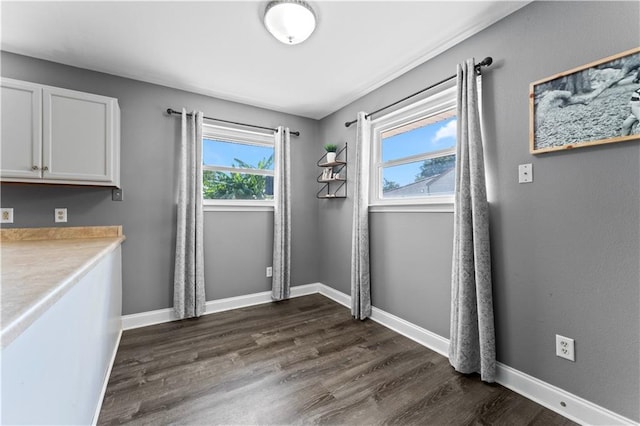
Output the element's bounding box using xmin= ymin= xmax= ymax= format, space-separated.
xmin=530 ymin=47 xmax=640 ymax=154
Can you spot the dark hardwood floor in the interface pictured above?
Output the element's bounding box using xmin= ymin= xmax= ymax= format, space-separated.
xmin=98 ymin=294 xmax=576 ymax=425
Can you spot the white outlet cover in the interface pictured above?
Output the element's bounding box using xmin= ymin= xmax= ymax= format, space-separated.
xmin=556 ymin=334 xmax=575 ymax=362
xmin=54 ymin=208 xmax=67 ymax=223
xmin=1 ymin=208 xmax=14 ymax=223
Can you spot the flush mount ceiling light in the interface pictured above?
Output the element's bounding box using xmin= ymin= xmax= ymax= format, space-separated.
xmin=263 ymin=0 xmax=317 ymax=45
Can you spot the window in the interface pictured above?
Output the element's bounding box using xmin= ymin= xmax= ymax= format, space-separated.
xmin=202 ymin=124 xmax=275 ymax=207
xmin=370 ymin=84 xmax=457 ymax=208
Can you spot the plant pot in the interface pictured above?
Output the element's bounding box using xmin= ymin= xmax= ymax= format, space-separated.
xmin=326 ymin=152 xmax=336 ymax=163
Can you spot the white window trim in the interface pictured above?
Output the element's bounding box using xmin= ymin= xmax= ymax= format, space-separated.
xmin=202 ymin=200 xmax=273 ymax=212
xmin=370 ymin=83 xmax=457 ymax=211
xmin=369 ymin=203 xmax=454 ymax=213
xmin=202 ymin=123 xmax=276 ymax=208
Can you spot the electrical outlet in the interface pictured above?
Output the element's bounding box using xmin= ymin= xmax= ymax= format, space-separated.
xmin=266 ymin=266 xmax=273 ymax=277
xmin=556 ymin=334 xmax=575 ymax=361
xmin=1 ymin=208 xmax=14 ymax=224
xmin=54 ymin=208 xmax=67 ymax=223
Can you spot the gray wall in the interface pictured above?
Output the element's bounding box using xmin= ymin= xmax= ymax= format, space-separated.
xmin=370 ymin=213 xmax=453 ymax=338
xmin=0 ymin=52 xmax=320 ymax=315
xmin=318 ymin=1 xmax=639 ymax=421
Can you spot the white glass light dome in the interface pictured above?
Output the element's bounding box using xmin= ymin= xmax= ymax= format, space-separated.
xmin=264 ymin=0 xmax=316 ymax=45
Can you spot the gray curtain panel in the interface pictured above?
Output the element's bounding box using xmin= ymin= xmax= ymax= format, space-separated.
xmin=272 ymin=127 xmax=291 ymax=301
xmin=350 ymin=112 xmax=372 ymax=320
xmin=174 ymin=109 xmax=206 ymax=319
xmin=449 ymin=60 xmax=496 ymax=382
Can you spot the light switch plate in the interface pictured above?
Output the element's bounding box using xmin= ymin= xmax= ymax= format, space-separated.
xmin=519 ymin=163 xmax=533 ymax=183
xmin=112 ymin=188 xmax=123 ymax=201
xmin=1 ymin=208 xmax=14 ymax=223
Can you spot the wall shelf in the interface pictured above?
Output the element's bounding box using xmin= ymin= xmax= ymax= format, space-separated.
xmin=318 ymin=160 xmax=346 ymax=168
xmin=316 ymin=144 xmax=347 ymax=199
xmin=318 ymin=177 xmax=346 ymax=183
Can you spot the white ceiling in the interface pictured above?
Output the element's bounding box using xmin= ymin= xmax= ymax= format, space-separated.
xmin=1 ymin=1 xmax=529 ymax=119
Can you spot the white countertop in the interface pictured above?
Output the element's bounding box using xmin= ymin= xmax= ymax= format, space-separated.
xmin=1 ymin=229 xmax=125 ymax=348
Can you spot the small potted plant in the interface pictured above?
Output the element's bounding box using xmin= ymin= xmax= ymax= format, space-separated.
xmin=324 ymin=143 xmax=338 ymax=163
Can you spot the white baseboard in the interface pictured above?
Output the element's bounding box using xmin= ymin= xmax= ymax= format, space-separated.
xmin=122 ymin=283 xmax=322 ymax=330
xmin=92 ymin=327 xmax=122 ymax=426
xmin=370 ymin=306 xmax=450 ymax=358
xmin=317 ymin=284 xmax=351 ymax=308
xmin=314 ymin=283 xmax=637 ymax=426
xmin=316 ymin=283 xmax=449 ymax=358
xmin=205 ymin=290 xmax=272 ymax=314
xmin=495 ymin=362 xmax=638 ymax=426
xmin=290 ymin=283 xmax=322 ymax=298
xmin=119 ymin=283 xmax=637 ymax=425
xmin=122 ymin=306 xmax=176 ymax=330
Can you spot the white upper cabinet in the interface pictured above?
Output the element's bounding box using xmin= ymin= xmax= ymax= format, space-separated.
xmin=1 ymin=79 xmax=42 ymax=179
xmin=42 ymin=87 xmax=118 ymax=183
xmin=1 ymin=78 xmax=120 ymax=187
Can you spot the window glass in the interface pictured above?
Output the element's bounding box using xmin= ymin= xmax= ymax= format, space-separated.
xmin=379 ymin=114 xmax=457 ymax=200
xmin=203 ymin=139 xmax=274 ymax=170
xmin=203 ymin=171 xmax=273 ymax=200
xmin=201 ymin=125 xmax=275 ymax=204
xmin=382 ymin=154 xmax=455 ymax=198
xmin=382 ymin=114 xmax=456 ymax=162
xmin=370 ymin=85 xmax=458 ymax=206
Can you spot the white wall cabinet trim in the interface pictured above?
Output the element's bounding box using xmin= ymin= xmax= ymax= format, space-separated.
xmin=0 ymin=77 xmax=121 ymax=187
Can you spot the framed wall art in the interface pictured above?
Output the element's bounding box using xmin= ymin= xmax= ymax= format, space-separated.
xmin=530 ymin=47 xmax=640 ymax=154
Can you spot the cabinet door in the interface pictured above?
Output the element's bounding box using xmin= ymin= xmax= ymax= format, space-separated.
xmin=1 ymin=78 xmax=42 ymax=179
xmin=43 ymin=87 xmax=115 ymax=183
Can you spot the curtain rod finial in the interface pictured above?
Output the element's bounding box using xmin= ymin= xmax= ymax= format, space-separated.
xmin=480 ymin=57 xmax=493 ymax=67
xmin=166 ymin=108 xmax=175 ymax=115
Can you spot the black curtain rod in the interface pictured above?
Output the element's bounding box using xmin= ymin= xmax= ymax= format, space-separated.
xmin=166 ymin=108 xmax=300 ymax=137
xmin=345 ymin=56 xmax=493 ymax=128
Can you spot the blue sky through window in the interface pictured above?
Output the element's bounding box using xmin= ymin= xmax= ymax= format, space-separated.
xmin=382 ymin=116 xmax=457 ymax=186
xmin=203 ymin=139 xmax=274 ymax=170
xmin=202 ymin=116 xmax=456 ymax=186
